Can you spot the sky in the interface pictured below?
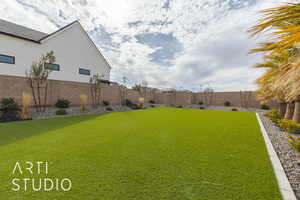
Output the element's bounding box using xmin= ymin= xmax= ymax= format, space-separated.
xmin=0 ymin=0 xmax=289 ymax=91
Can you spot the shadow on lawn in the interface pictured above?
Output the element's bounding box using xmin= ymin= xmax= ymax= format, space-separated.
xmin=0 ymin=114 xmax=99 ymax=146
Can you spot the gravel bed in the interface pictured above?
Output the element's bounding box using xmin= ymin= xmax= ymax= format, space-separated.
xmin=258 ymin=113 xmax=300 ymax=199
xmin=32 ymin=105 xmax=133 ymax=119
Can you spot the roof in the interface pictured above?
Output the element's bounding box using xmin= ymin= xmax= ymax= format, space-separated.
xmin=0 ymin=18 xmax=48 ymax=43
xmin=0 ymin=18 xmax=112 ymax=69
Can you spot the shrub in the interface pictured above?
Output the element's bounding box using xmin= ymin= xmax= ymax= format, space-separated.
xmin=138 ymin=98 xmax=145 ymax=108
xmin=80 ymin=95 xmax=88 ymax=112
xmin=260 ymin=104 xmax=270 ymax=110
xmin=55 ymin=99 xmax=70 ymax=108
xmin=224 ymin=101 xmax=231 ymax=107
xmin=125 ymin=99 xmax=133 ymax=107
xmin=176 ymin=105 xmax=183 ymax=108
xmin=0 ymin=97 xmax=21 ymax=121
xmin=278 ymin=120 xmax=300 ymax=133
xmin=289 ymin=135 xmax=300 ymax=153
xmin=131 ymin=104 xmax=140 ymax=110
xmin=266 ymin=109 xmax=281 ymax=123
xmin=232 ymin=108 xmax=238 ymax=111
xmin=21 ymin=92 xmax=32 ymax=119
xmin=292 ymin=129 xmax=300 ymax=134
xmin=200 ymin=107 xmax=205 ymax=110
xmin=125 ymin=99 xmax=139 ymax=110
xmin=56 ymin=109 xmax=67 ymax=115
xmin=149 ymin=100 xmax=156 ymax=104
xmin=198 ymin=101 xmax=204 ymax=105
xmin=106 ymin=106 xmax=113 ymax=111
xmin=102 ymin=100 xmax=110 ymax=106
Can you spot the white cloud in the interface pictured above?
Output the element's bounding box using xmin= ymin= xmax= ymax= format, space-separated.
xmin=0 ymin=0 xmax=287 ymax=91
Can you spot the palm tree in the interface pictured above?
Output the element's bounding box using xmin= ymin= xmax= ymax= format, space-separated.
xmin=254 ymin=52 xmax=289 ymax=117
xmin=249 ymin=3 xmax=300 ymax=53
xmin=249 ymin=3 xmax=300 ymax=122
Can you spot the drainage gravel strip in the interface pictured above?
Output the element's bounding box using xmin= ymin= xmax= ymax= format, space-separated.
xmin=258 ymin=112 xmax=300 ymax=199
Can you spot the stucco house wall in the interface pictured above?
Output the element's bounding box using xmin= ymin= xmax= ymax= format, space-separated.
xmin=0 ymin=21 xmax=110 ymax=83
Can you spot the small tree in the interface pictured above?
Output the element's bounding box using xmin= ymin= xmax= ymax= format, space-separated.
xmin=90 ymin=73 xmax=104 ymax=107
xmin=119 ymin=76 xmax=128 ymax=106
xmin=132 ymin=81 xmax=148 ymax=108
xmin=26 ymin=51 xmax=55 ymax=112
xmin=203 ymin=87 xmax=214 ymax=106
xmin=119 ymin=85 xmax=127 ymax=105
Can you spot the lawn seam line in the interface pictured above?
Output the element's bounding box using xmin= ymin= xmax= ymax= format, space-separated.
xmin=256 ymin=113 xmax=297 ymax=200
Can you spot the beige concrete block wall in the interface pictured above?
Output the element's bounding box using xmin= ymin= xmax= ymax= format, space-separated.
xmin=0 ymin=74 xmax=276 ymax=108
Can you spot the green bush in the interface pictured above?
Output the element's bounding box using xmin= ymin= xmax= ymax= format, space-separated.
xmin=232 ymin=108 xmax=238 ymax=111
xmin=125 ymin=99 xmax=133 ymax=107
xmin=289 ymin=135 xmax=300 ymax=152
xmin=0 ymin=97 xmax=21 ymax=121
xmin=103 ymin=100 xmax=110 ymax=106
xmin=149 ymin=100 xmax=156 ymax=104
xmin=106 ymin=106 xmax=113 ymax=111
xmin=125 ymin=99 xmax=139 ymax=110
xmin=199 ymin=107 xmax=205 ymax=110
xmin=55 ymin=99 xmax=71 ymax=108
xmin=260 ymin=104 xmax=270 ymax=110
xmin=224 ymin=101 xmax=231 ymax=107
xmin=56 ymin=109 xmax=67 ymax=115
xmin=176 ymin=105 xmax=183 ymax=108
xmin=198 ymin=101 xmax=204 ymax=105
xmin=292 ymin=129 xmax=300 ymax=134
xmin=278 ymin=120 xmax=300 ymax=133
xmin=266 ymin=109 xmax=281 ymax=123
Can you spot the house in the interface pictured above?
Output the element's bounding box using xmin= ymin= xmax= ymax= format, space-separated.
xmin=0 ymin=19 xmax=111 ymax=83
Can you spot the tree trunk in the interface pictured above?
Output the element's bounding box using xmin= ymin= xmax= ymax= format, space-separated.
xmin=43 ymin=82 xmax=48 ymax=112
xmin=284 ymin=102 xmax=294 ymax=120
xmin=292 ymin=96 xmax=300 ymax=123
xmin=278 ymin=102 xmax=287 ymax=118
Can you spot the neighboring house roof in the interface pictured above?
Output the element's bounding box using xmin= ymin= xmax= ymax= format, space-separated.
xmin=0 ymin=18 xmax=47 ymax=43
xmin=0 ymin=18 xmax=112 ymax=69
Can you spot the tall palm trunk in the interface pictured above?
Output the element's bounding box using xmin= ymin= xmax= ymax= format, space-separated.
xmin=292 ymin=96 xmax=300 ymax=123
xmin=278 ymin=102 xmax=287 ymax=118
xmin=284 ymin=102 xmax=295 ymax=120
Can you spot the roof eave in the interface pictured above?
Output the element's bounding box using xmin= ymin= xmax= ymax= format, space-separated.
xmin=0 ymin=31 xmax=41 ymax=43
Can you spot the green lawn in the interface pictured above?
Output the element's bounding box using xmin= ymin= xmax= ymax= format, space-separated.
xmin=0 ymin=108 xmax=281 ymax=199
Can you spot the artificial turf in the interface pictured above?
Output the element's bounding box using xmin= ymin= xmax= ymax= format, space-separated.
xmin=0 ymin=108 xmax=281 ymax=199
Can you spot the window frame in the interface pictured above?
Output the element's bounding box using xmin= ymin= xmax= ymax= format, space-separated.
xmin=0 ymin=54 xmax=15 ymax=64
xmin=44 ymin=63 xmax=60 ymax=71
xmin=79 ymin=68 xmax=91 ymax=76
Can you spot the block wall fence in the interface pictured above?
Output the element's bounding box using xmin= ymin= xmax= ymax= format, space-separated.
xmin=0 ymin=74 xmax=276 ymax=108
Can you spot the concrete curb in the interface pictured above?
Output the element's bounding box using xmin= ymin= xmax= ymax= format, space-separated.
xmin=256 ymin=113 xmax=297 ymax=200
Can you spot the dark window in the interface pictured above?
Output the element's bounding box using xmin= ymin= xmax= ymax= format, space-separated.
xmin=45 ymin=63 xmax=60 ymax=71
xmin=0 ymin=54 xmax=15 ymax=64
xmin=79 ymin=68 xmax=90 ymax=75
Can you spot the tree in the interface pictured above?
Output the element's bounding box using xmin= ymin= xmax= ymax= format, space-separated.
xmin=119 ymin=77 xmax=128 ymax=105
xmin=253 ymin=52 xmax=289 ymax=116
xmin=90 ymin=73 xmax=104 ymax=107
xmin=132 ymin=81 xmax=148 ymax=97
xmin=203 ymin=87 xmax=214 ymax=106
xmin=249 ymin=3 xmax=300 ymax=122
xmin=249 ymin=3 xmax=300 ymax=53
xmin=26 ymin=51 xmax=55 ymax=112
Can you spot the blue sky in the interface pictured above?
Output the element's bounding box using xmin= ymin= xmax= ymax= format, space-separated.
xmin=0 ymin=0 xmax=284 ymax=91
